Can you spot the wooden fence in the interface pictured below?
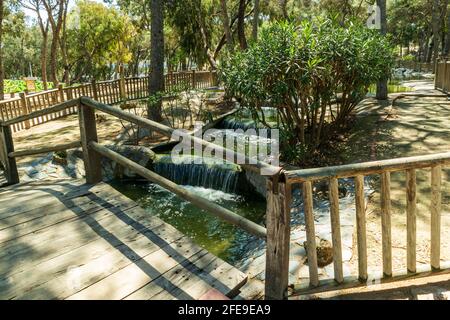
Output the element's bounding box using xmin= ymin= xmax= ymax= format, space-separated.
xmin=282 ymin=154 xmax=449 ymax=294
xmin=435 ymin=60 xmax=450 ymax=93
xmin=396 ymin=60 xmax=434 ymax=73
xmin=0 ymin=71 xmax=217 ymax=133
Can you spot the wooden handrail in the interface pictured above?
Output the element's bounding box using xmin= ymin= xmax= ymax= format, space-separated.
xmin=284 ymin=152 xmax=450 ymax=183
xmin=1 ymin=99 xmax=79 ymax=126
xmin=8 ymin=141 xmax=81 ymax=158
xmin=89 ymin=141 xmax=267 ymax=239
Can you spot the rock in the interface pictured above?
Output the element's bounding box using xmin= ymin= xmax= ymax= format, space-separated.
xmin=53 ymin=151 xmax=68 ymax=166
xmin=303 ymin=237 xmax=333 ymax=267
xmin=99 ymin=145 xmax=156 ymax=180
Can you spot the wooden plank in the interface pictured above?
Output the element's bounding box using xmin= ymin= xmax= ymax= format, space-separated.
xmin=66 ymin=238 xmax=208 ymax=300
xmin=0 ymin=200 xmax=139 ymax=276
xmin=0 ymin=189 xmax=139 ymax=243
xmin=78 ymin=103 xmax=102 ymax=184
xmin=264 ymin=180 xmax=291 ymax=300
xmin=3 ymin=220 xmax=179 ymax=300
xmin=329 ymin=178 xmax=343 ymax=283
xmin=355 ymin=175 xmax=368 ymax=281
xmin=124 ymin=251 xmax=217 ymax=300
xmin=430 ymin=165 xmax=442 ymax=270
xmin=381 ymin=171 xmax=392 ymax=277
xmin=139 ymin=253 xmax=245 ymax=300
xmin=0 ymin=179 xmax=87 ymax=198
xmin=303 ymin=181 xmax=319 ymax=287
xmin=406 ymin=169 xmax=417 ymax=273
xmin=0 ymin=183 xmax=94 ymax=216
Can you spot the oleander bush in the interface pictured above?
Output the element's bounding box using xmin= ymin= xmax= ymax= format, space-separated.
xmin=220 ymin=18 xmax=394 ymax=163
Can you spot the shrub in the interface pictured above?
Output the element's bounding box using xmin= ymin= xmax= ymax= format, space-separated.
xmin=3 ymin=79 xmax=54 ymax=94
xmin=220 ymin=19 xmax=394 ymax=161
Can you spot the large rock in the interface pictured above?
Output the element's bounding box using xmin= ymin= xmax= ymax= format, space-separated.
xmin=303 ymin=237 xmax=333 ymax=267
xmin=98 ymin=145 xmax=156 ymax=180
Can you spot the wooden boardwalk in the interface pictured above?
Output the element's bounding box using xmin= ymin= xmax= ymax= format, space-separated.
xmin=0 ymin=179 xmax=247 ymax=300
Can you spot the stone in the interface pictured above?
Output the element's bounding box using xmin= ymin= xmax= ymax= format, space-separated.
xmin=46 ymin=166 xmax=57 ymax=174
xmin=33 ymin=172 xmax=48 ymax=180
xmin=27 ymin=168 xmax=38 ymax=176
xmin=53 ymin=152 xmax=68 ymax=166
xmin=303 ymin=237 xmax=333 ymax=267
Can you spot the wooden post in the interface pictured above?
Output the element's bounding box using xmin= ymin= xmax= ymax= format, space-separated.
xmin=58 ymin=84 xmax=65 ymax=102
xmin=58 ymin=84 xmax=67 ymax=116
xmin=0 ymin=125 xmax=19 ymax=185
xmin=303 ymin=180 xmax=319 ymax=287
xmin=265 ymin=178 xmax=291 ymax=300
xmin=355 ymin=175 xmax=368 ymax=281
xmin=92 ymin=80 xmax=99 ymax=100
xmin=381 ymin=171 xmax=392 ymax=277
xmin=191 ymin=70 xmax=196 ymax=89
xmin=119 ymin=65 xmax=127 ymax=100
xmin=329 ymin=178 xmax=344 ymax=283
xmin=19 ymin=92 xmax=31 ymax=129
xmin=406 ymin=169 xmax=417 ymax=273
xmin=78 ymin=101 xmax=102 ymax=184
xmin=430 ymin=165 xmax=442 ymax=270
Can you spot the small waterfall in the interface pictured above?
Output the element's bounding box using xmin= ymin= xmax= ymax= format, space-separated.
xmin=219 ymin=117 xmax=257 ymax=131
xmin=152 ymin=155 xmax=242 ymax=194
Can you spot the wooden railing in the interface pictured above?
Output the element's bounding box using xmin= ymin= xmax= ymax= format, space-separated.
xmin=0 ymin=96 xmax=287 ymax=300
xmin=396 ymin=60 xmax=433 ymax=73
xmin=2 ymin=95 xmax=448 ymax=299
xmin=435 ymin=60 xmax=450 ymax=93
xmin=0 ymin=71 xmax=217 ymax=133
xmin=281 ymin=154 xmax=449 ymax=293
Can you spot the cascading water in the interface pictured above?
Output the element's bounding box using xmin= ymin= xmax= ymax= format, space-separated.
xmin=152 ymin=155 xmax=242 ymax=194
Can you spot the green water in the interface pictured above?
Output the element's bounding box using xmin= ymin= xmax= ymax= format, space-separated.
xmin=109 ymin=181 xmax=266 ymax=264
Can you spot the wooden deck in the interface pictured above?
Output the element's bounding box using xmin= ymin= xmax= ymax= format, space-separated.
xmin=0 ymin=179 xmax=247 ymax=300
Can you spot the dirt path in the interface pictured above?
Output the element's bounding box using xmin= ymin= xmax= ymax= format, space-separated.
xmin=344 ymin=80 xmax=450 ymax=277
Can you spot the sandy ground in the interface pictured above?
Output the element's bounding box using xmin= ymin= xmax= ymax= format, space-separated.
xmin=344 ymin=81 xmax=450 ymax=277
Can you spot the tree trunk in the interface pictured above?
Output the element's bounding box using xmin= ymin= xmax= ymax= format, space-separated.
xmin=220 ymin=0 xmax=233 ymax=51
xmin=280 ymin=0 xmax=288 ymax=19
xmin=237 ymin=0 xmax=247 ymax=50
xmin=37 ymin=12 xmax=49 ymax=91
xmin=445 ymin=11 xmax=450 ymax=57
xmin=41 ymin=32 xmax=49 ymax=91
xmin=0 ymin=0 xmax=4 ymax=101
xmin=148 ymin=0 xmax=164 ymax=122
xmin=432 ymin=0 xmax=442 ymax=72
xmin=252 ymin=0 xmax=260 ymax=40
xmin=376 ymin=0 xmax=388 ymax=100
xmin=43 ymin=0 xmax=66 ymax=86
